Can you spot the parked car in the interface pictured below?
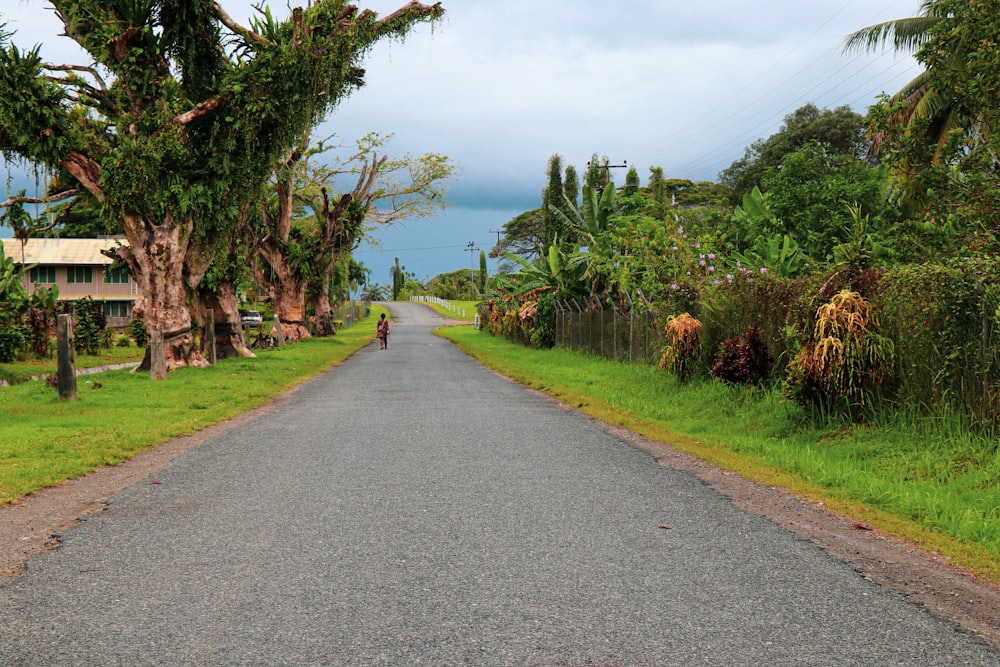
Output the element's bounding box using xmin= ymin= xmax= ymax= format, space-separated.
xmin=239 ymin=309 xmax=263 ymax=326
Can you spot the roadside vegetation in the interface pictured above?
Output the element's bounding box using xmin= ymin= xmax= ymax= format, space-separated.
xmin=440 ymin=324 xmax=1000 ymax=585
xmin=0 ymin=308 xmax=382 ymax=506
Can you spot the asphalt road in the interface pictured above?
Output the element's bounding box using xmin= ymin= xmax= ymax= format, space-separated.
xmin=1 ymin=302 xmax=998 ymax=666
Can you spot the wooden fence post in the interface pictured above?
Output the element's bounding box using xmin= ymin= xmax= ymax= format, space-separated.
xmin=56 ymin=313 xmax=77 ymax=402
xmin=150 ymin=328 xmax=167 ymax=380
xmin=273 ymin=314 xmax=285 ymax=346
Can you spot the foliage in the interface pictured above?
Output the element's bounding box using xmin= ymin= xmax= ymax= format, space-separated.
xmin=552 ymin=182 xmax=616 ymax=246
xmin=498 ymin=241 xmax=589 ymax=302
xmin=0 ymin=326 xmax=23 ymax=363
xmin=542 ymin=154 xmax=572 ymax=253
xmin=0 ymin=242 xmax=27 ymax=320
xmin=131 ymin=318 xmax=148 ymax=348
xmin=360 ymin=283 xmax=387 ymax=301
xmin=22 ymin=285 xmax=59 ymax=359
xmin=498 ymin=208 xmax=545 ymax=262
xmin=428 ymin=269 xmax=478 ymax=300
xmin=0 ymin=0 xmax=444 ymax=364
xmin=844 ymin=0 xmax=964 ymax=214
xmin=72 ymin=297 xmax=106 ymax=356
xmin=875 ymin=260 xmax=1000 ymax=422
xmin=392 ymin=257 xmax=405 ymax=301
xmin=478 ymin=250 xmax=488 ymax=295
xmin=783 ymin=290 xmax=895 ymax=416
xmin=478 ymin=288 xmax=555 ymax=349
xmin=719 ymin=104 xmax=869 ymax=200
xmin=730 ymin=234 xmax=803 ymax=279
xmin=658 ymin=313 xmax=702 ymax=382
xmin=759 ymin=143 xmax=890 ymax=262
xmin=711 ymin=324 xmax=772 ymax=385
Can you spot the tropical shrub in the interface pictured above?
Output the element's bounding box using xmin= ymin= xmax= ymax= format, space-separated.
xmin=72 ymin=297 xmax=106 ymax=356
xmin=711 ymin=324 xmax=771 ymax=385
xmin=659 ymin=313 xmax=702 ymax=382
xmin=783 ymin=289 xmax=894 ymax=415
xmin=131 ymin=318 xmax=148 ymax=348
xmin=0 ymin=327 xmax=23 ymax=363
xmin=875 ymin=260 xmax=1000 ymax=423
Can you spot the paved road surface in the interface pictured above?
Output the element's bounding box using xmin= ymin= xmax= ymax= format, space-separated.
xmin=2 ymin=302 xmax=998 ymax=666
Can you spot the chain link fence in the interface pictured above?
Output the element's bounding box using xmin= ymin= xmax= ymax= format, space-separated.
xmin=554 ymin=298 xmax=664 ymax=365
xmin=332 ymin=300 xmax=371 ymax=329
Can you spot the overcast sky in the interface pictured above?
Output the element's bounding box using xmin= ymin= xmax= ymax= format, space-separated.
xmin=1 ymin=0 xmax=923 ymax=285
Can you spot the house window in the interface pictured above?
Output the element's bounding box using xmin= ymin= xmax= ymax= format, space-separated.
xmin=105 ymin=267 xmax=130 ymax=284
xmin=102 ymin=301 xmax=132 ymax=318
xmin=67 ymin=267 xmax=93 ymax=284
xmin=29 ymin=267 xmax=56 ymax=284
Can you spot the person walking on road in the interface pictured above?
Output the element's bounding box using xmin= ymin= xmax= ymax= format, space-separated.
xmin=377 ymin=313 xmax=390 ymax=349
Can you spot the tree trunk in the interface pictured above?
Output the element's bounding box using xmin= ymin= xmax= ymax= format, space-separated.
xmin=115 ymin=213 xmax=209 ymax=372
xmin=312 ymin=279 xmax=336 ymax=337
xmin=254 ymin=242 xmax=311 ymax=343
xmin=193 ymin=282 xmax=255 ymax=359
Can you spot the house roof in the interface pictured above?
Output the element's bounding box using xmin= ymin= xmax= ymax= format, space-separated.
xmin=1 ymin=237 xmax=126 ymax=266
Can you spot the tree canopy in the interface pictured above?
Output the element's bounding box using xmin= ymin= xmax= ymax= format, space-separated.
xmin=718 ymin=103 xmax=868 ymax=200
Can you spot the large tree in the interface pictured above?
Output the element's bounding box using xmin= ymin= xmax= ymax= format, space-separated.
xmin=718 ymin=103 xmax=868 ymax=200
xmin=0 ymin=1 xmax=443 ymax=374
xmin=253 ymin=131 xmax=452 ymax=340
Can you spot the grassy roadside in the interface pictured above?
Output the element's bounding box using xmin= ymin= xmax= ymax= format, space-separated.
xmin=438 ymin=324 xmax=1000 ymax=585
xmin=0 ymin=307 xmax=384 ymax=506
xmin=0 ymin=345 xmax=145 ymax=385
xmin=416 ymin=299 xmax=479 ymax=322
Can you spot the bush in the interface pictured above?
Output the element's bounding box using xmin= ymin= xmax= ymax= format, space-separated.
xmin=116 ymin=335 xmax=131 ymax=347
xmin=72 ymin=298 xmax=105 ymax=356
xmin=711 ymin=324 xmax=771 ymax=385
xmin=130 ymin=318 xmax=148 ymax=347
xmin=783 ymin=289 xmax=894 ymax=416
xmin=659 ymin=313 xmax=702 ymax=382
xmin=0 ymin=327 xmax=24 ymax=363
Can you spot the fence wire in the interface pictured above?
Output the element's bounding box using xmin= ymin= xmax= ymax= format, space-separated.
xmin=554 ymin=299 xmax=664 ymax=365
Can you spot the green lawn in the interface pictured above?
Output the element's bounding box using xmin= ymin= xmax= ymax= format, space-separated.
xmin=413 ymin=298 xmax=479 ymax=322
xmin=0 ymin=344 xmax=145 ymax=385
xmin=438 ymin=324 xmax=1000 ymax=585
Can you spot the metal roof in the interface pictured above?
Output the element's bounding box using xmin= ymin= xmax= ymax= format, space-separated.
xmin=1 ymin=238 xmax=126 ymax=266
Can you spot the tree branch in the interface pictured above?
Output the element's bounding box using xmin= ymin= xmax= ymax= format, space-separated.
xmin=0 ymin=189 xmax=80 ymax=209
xmin=173 ymin=95 xmax=227 ymax=125
xmin=212 ymin=2 xmax=270 ymax=48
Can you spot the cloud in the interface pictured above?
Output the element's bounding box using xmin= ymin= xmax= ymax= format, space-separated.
xmin=1 ymin=0 xmax=925 ymax=280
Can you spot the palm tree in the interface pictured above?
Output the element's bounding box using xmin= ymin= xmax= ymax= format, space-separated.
xmin=843 ymin=0 xmax=971 ymax=207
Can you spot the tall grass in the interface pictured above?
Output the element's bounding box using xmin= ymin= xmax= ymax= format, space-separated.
xmin=439 ymin=324 xmax=1000 ymax=582
xmin=0 ymin=309 xmax=381 ymax=505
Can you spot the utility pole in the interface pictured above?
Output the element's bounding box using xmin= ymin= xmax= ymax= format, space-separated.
xmin=587 ymin=158 xmax=628 ymax=187
xmin=489 ymin=228 xmax=503 ymax=276
xmin=465 ymin=241 xmax=478 ymax=298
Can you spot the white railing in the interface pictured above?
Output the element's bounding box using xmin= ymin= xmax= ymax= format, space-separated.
xmin=409 ymin=295 xmax=468 ymax=320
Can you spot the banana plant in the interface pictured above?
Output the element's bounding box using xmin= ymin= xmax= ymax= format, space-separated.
xmin=729 ymin=233 xmax=804 ymax=278
xmin=551 ymin=182 xmax=617 ymax=245
xmin=0 ymin=244 xmax=28 ymax=305
xmin=499 ymin=235 xmax=589 ymax=299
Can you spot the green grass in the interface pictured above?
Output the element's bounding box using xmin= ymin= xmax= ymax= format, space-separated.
xmin=438 ymin=324 xmax=1000 ymax=584
xmin=0 ymin=344 xmax=145 ymax=385
xmin=417 ymin=299 xmax=479 ymax=321
xmin=0 ymin=307 xmax=383 ymax=506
